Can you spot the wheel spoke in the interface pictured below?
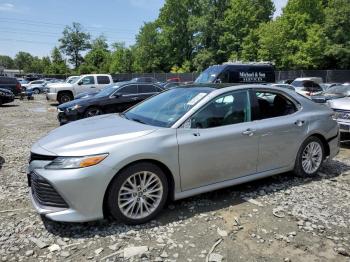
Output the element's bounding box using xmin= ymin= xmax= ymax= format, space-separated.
xmin=118 ymin=171 xmax=163 ymax=219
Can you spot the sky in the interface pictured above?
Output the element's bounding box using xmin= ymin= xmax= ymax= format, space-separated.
xmin=0 ymin=0 xmax=288 ymax=59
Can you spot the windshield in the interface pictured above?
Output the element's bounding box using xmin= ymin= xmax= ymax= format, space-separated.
xmin=195 ymin=66 xmax=223 ymax=83
xmin=95 ymin=84 xmax=123 ymax=97
xmin=67 ymin=77 xmax=79 ymax=84
xmin=324 ymin=85 xmax=350 ymax=96
xmin=124 ymin=87 xmax=213 ymax=127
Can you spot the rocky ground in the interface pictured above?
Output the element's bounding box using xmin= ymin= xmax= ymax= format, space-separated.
xmin=0 ymin=95 xmax=350 ymax=262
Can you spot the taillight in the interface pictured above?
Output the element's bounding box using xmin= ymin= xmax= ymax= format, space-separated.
xmin=16 ymin=82 xmax=21 ymax=91
xmin=306 ymin=92 xmax=311 ymax=96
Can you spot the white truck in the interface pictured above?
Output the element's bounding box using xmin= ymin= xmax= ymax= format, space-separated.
xmin=46 ymin=74 xmax=113 ymax=104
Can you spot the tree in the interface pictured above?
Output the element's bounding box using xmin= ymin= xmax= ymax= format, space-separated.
xmin=14 ymin=52 xmax=33 ymax=72
xmin=133 ymin=22 xmax=165 ymax=72
xmin=59 ymin=22 xmax=91 ymax=69
xmin=324 ymin=0 xmax=350 ymax=68
xmin=0 ymin=55 xmax=14 ymax=68
xmin=219 ymin=0 xmax=275 ymax=60
xmin=109 ymin=42 xmax=133 ymax=73
xmin=83 ymin=36 xmax=110 ymax=73
xmin=48 ymin=47 xmax=68 ymax=74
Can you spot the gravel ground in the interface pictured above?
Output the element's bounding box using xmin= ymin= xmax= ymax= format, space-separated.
xmin=1 ymin=95 xmax=350 ymax=262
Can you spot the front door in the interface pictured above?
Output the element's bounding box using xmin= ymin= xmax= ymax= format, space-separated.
xmin=75 ymin=76 xmax=96 ymax=95
xmin=177 ymin=90 xmax=259 ymax=191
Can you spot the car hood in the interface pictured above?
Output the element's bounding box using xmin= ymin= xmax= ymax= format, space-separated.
xmin=33 ymin=114 xmax=157 ymax=156
xmin=58 ymin=95 xmax=105 ymax=110
xmin=328 ymin=97 xmax=350 ymax=111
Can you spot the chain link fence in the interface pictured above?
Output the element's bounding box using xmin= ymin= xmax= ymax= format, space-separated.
xmin=16 ymin=70 xmax=350 ymax=83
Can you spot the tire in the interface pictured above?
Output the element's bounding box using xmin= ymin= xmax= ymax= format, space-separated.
xmin=294 ymin=136 xmax=324 ymax=177
xmin=84 ymin=107 xmax=103 ymax=118
xmin=33 ymin=88 xmax=40 ymax=94
xmin=107 ymin=162 xmax=168 ymax=224
xmin=57 ymin=92 xmax=73 ymax=104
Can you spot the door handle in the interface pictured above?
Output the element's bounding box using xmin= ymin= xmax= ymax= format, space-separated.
xmin=295 ymin=120 xmax=305 ymax=127
xmin=90 ymin=86 xmax=96 ymax=88
xmin=242 ymin=129 xmax=255 ymax=136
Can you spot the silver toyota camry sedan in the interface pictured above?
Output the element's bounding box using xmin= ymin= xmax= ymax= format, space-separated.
xmin=28 ymin=84 xmax=339 ymax=224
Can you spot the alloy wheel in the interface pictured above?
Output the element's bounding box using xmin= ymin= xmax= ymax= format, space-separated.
xmin=60 ymin=95 xmax=71 ymax=103
xmin=86 ymin=108 xmax=102 ymax=117
xmin=118 ymin=171 xmax=163 ymax=219
xmin=301 ymin=141 xmax=323 ymax=174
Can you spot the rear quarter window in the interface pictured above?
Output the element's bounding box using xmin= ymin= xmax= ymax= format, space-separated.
xmin=97 ymin=76 xmax=111 ymax=84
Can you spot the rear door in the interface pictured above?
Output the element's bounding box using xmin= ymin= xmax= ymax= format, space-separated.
xmin=250 ymin=89 xmax=307 ymax=172
xmin=96 ymin=75 xmax=112 ymax=90
xmin=111 ymin=84 xmax=139 ymax=112
xmin=138 ymin=84 xmax=160 ymax=101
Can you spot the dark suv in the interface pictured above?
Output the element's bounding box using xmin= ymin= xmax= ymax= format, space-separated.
xmin=0 ymin=76 xmax=22 ymax=96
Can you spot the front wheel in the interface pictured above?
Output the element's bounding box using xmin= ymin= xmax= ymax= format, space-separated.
xmin=84 ymin=107 xmax=103 ymax=118
xmin=33 ymin=88 xmax=40 ymax=94
xmin=294 ymin=136 xmax=324 ymax=177
xmin=106 ymin=162 xmax=168 ymax=224
xmin=57 ymin=92 xmax=73 ymax=104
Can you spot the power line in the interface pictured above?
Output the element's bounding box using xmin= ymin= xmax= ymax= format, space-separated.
xmin=0 ymin=29 xmax=136 ymax=41
xmin=0 ymin=38 xmax=56 ymax=45
xmin=0 ymin=17 xmax=139 ymax=34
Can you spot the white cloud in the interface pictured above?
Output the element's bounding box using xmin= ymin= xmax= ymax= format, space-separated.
xmin=273 ymin=0 xmax=288 ymax=17
xmin=0 ymin=2 xmax=14 ymax=12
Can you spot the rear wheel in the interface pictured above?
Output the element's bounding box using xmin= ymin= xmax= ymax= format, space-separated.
xmin=106 ymin=162 xmax=168 ymax=224
xmin=33 ymin=88 xmax=40 ymax=94
xmin=294 ymin=136 xmax=324 ymax=177
xmin=84 ymin=107 xmax=103 ymax=118
xmin=57 ymin=92 xmax=73 ymax=104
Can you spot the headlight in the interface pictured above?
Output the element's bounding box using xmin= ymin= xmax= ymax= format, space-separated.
xmin=67 ymin=104 xmax=82 ymax=111
xmin=45 ymin=154 xmax=108 ymax=169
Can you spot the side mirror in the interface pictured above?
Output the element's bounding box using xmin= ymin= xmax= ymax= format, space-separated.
xmin=113 ymin=93 xmax=122 ymax=98
xmin=77 ymin=81 xmax=83 ymax=85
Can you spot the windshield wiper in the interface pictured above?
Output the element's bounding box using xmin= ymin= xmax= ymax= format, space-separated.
xmin=130 ymin=118 xmax=146 ymax=124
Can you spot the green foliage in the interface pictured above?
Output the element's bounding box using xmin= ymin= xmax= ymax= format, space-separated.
xmin=82 ymin=36 xmax=111 ymax=73
xmin=0 ymin=55 xmax=14 ymax=68
xmin=7 ymin=0 xmax=350 ymax=73
xmin=59 ymin=22 xmax=91 ymax=69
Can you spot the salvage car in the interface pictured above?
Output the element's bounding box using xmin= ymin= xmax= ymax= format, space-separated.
xmin=328 ymin=97 xmax=350 ymax=134
xmin=28 ymin=85 xmax=339 ymax=224
xmin=311 ymin=85 xmax=350 ymax=103
xmin=0 ymin=88 xmax=15 ymax=105
xmin=0 ymin=76 xmax=22 ymax=96
xmin=57 ymin=82 xmax=163 ymax=125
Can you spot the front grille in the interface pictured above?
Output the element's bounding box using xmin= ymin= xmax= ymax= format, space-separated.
xmin=30 ymin=172 xmax=68 ymax=208
xmin=334 ymin=109 xmax=350 ymax=120
xmin=29 ymin=152 xmax=56 ymax=163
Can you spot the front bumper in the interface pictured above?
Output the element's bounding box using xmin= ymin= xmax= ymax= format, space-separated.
xmin=57 ymin=109 xmax=83 ymax=125
xmin=338 ymin=120 xmax=350 ymax=133
xmin=28 ymin=164 xmax=115 ymax=222
xmin=328 ymin=132 xmax=340 ymax=159
xmin=0 ymin=96 xmax=15 ymax=104
xmin=46 ymin=92 xmax=57 ymax=101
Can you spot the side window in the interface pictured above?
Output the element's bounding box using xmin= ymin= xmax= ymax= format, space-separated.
xmin=218 ymin=70 xmax=229 ymax=83
xmin=97 ymin=76 xmax=110 ymax=84
xmin=81 ymin=76 xmax=95 ymax=85
xmin=312 ymin=83 xmax=322 ymax=92
xmin=139 ymin=84 xmax=157 ymax=93
xmin=119 ymin=85 xmax=137 ymax=94
xmin=252 ymin=90 xmax=297 ymax=120
xmin=190 ymin=91 xmax=250 ymax=129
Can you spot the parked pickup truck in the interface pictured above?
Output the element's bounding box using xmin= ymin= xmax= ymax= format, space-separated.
xmin=0 ymin=76 xmax=22 ymax=96
xmin=46 ymin=74 xmax=113 ymax=104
